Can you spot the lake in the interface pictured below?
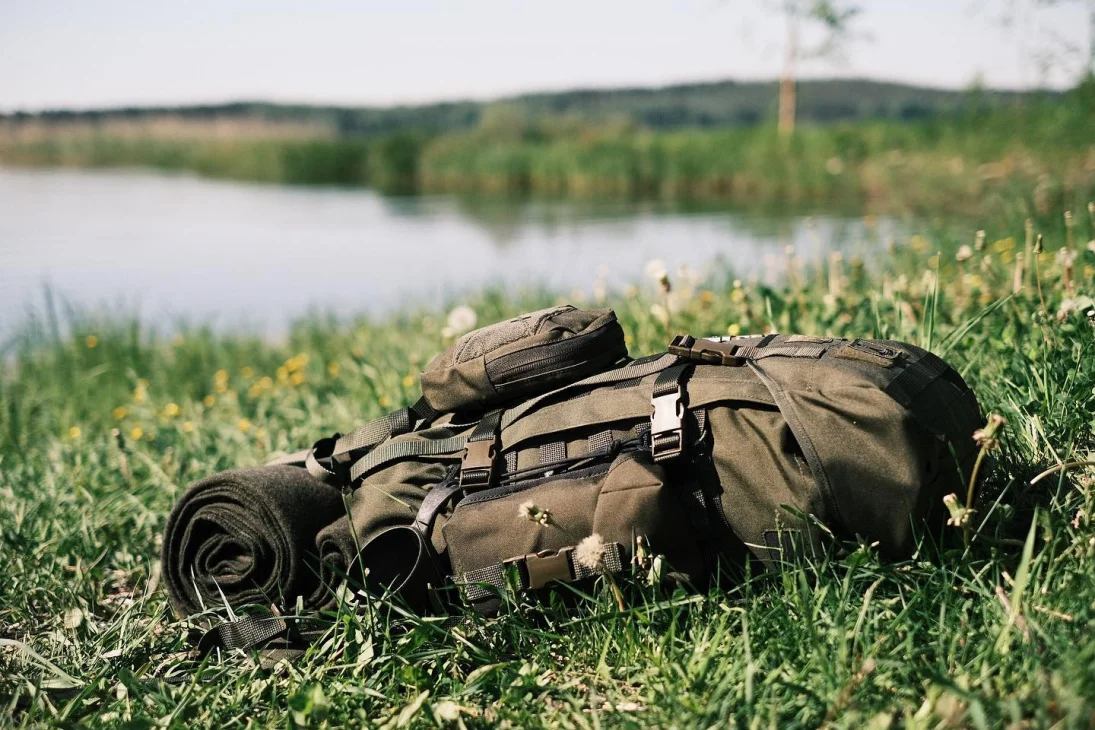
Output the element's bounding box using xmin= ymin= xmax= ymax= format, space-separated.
xmin=0 ymin=167 xmax=895 ymax=336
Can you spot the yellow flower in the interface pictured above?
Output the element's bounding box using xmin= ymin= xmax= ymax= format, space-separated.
xmin=351 ymin=345 xmax=365 ymax=358
xmin=214 ymin=369 xmax=229 ymax=392
xmin=727 ymin=323 xmax=742 ymax=336
xmin=327 ymin=361 xmax=341 ymax=377
xmin=85 ymin=335 xmax=99 ymax=349
xmin=378 ymin=395 xmax=391 ymax=409
xmin=203 ymin=395 xmax=216 ymax=408
xmin=237 ymin=418 xmax=252 ymax=432
xmin=258 ymin=376 xmax=273 ymax=390
xmin=133 ymin=386 xmax=147 ymax=404
xmin=162 ymin=403 xmax=180 ymax=418
xmin=276 ymin=366 xmax=289 ymax=383
xmin=68 ymin=426 xmax=81 ymax=439
xmin=112 ymin=406 xmax=128 ymax=420
xmin=286 ymin=354 xmax=308 ymax=373
xmin=401 ymin=374 xmax=415 ymax=389
xmin=240 ymin=366 xmax=255 ymax=378
xmin=130 ymin=426 xmax=144 ymax=440
xmin=290 ymin=371 xmax=306 ymax=386
xmin=255 ymin=427 xmax=267 ymax=439
xmin=182 ymin=421 xmax=195 ymax=433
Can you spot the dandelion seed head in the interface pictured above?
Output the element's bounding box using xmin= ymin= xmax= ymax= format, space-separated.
xmin=442 ymin=305 xmax=478 ymax=338
xmin=575 ymin=534 xmax=607 ymax=571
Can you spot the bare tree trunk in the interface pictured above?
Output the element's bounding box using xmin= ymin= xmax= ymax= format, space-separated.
xmin=1089 ymin=3 xmax=1095 ymax=75
xmin=778 ymin=10 xmax=799 ymax=137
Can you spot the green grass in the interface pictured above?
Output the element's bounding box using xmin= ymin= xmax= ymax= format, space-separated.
xmin=3 ymin=81 xmax=1093 ymax=211
xmin=1 ymin=200 xmax=1095 ymax=728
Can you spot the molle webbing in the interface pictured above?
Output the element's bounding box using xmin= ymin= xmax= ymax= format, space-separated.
xmin=458 ymin=541 xmax=625 ymax=603
xmin=346 ymin=354 xmax=681 ymax=483
xmin=349 ymin=431 xmax=468 ymax=483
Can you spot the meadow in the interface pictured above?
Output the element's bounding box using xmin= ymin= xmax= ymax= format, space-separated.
xmin=1 ymin=181 xmax=1094 ymax=727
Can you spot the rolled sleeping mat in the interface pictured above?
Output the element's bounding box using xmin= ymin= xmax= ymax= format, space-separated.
xmin=162 ymin=465 xmax=347 ymax=617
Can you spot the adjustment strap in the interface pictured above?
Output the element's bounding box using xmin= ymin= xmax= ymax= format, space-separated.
xmin=668 ymin=333 xmax=828 ymax=365
xmin=458 ymin=541 xmax=625 ymax=603
xmin=413 ymin=472 xmax=464 ymax=536
xmin=650 ymin=363 xmax=692 ymax=462
xmin=349 ymin=433 xmax=467 ymax=483
xmin=269 ymin=396 xmax=439 ymax=485
xmin=460 ymin=410 xmax=503 ymax=490
xmin=197 ymin=615 xmax=289 ymax=654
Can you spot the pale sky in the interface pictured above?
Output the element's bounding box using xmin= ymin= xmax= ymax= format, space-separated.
xmin=1 ymin=0 xmax=1091 ymax=112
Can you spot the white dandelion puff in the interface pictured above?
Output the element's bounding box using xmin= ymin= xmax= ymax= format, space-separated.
xmin=575 ymin=534 xmax=607 ymax=571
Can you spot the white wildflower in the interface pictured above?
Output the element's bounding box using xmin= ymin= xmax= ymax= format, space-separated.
xmin=956 ymin=245 xmax=973 ymax=262
xmin=518 ymin=501 xmax=552 ymax=526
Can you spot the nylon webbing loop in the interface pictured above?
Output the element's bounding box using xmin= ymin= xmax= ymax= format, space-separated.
xmin=460 ymin=410 xmax=503 ymax=489
xmin=197 ymin=615 xmax=289 ymax=654
xmin=458 ymin=542 xmax=625 ymax=603
xmin=650 ymin=363 xmax=692 ymax=462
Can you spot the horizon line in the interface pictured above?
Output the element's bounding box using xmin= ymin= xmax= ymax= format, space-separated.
xmin=0 ymin=73 xmax=1073 ymax=118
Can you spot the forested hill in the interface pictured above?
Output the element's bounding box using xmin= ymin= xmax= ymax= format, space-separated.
xmin=2 ymin=78 xmax=1051 ymax=135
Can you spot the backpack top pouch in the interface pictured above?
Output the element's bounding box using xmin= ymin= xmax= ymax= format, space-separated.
xmin=419 ymin=305 xmax=627 ymax=413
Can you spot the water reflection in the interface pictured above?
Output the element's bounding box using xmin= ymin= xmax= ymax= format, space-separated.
xmin=0 ymin=167 xmax=898 ymax=334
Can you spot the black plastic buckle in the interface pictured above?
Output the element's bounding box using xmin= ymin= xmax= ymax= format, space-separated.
xmin=459 ymin=439 xmax=497 ymax=490
xmin=668 ymin=334 xmax=745 ymax=366
xmin=650 ymin=390 xmax=685 ymax=461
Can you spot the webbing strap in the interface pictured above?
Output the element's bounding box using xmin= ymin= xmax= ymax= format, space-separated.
xmin=884 ymin=352 xmax=949 ymax=407
xmin=269 ymin=396 xmax=438 ymax=484
xmin=500 ymin=353 xmax=679 ymax=431
xmin=349 ymin=433 xmax=468 ymax=483
xmin=197 ymin=615 xmax=289 ymax=654
xmin=459 ymin=542 xmax=625 ymax=603
xmin=539 ymin=441 xmax=567 ymax=464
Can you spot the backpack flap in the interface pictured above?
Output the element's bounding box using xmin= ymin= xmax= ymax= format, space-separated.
xmin=419 ymin=306 xmax=628 ymax=413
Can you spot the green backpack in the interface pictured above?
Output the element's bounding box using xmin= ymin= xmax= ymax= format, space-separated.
xmin=163 ymin=306 xmax=983 ymax=647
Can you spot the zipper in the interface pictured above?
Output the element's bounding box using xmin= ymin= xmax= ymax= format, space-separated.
xmin=487 ymin=323 xmax=625 ymax=388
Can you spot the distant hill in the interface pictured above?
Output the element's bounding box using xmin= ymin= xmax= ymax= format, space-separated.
xmin=1 ymin=78 xmax=1058 ymax=137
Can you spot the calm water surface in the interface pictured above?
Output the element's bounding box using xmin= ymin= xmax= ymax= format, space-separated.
xmin=0 ymin=168 xmax=894 ymax=335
